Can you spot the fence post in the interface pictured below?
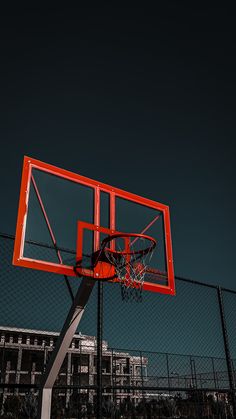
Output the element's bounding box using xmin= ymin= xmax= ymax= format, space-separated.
xmin=97 ymin=281 xmax=103 ymax=419
xmin=217 ymin=286 xmax=236 ymax=416
xmin=211 ymin=357 xmax=218 ymax=389
xmin=190 ymin=357 xmax=197 ymax=388
xmin=140 ymin=351 xmax=144 ymax=399
xmin=1 ymin=339 xmax=5 ymax=384
xmin=166 ymin=353 xmax=171 ymax=390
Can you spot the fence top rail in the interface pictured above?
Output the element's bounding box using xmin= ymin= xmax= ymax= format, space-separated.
xmin=107 ymin=347 xmax=233 ymax=362
xmin=1 ymin=232 xmax=236 ymax=294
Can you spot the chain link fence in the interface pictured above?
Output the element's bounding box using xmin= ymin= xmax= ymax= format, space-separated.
xmin=1 ymin=233 xmax=236 ymax=418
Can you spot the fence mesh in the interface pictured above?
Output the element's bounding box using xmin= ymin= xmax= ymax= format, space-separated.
xmin=222 ymin=289 xmax=236 ymax=361
xmin=103 ymin=279 xmax=225 ymax=358
xmin=0 ymin=234 xmax=97 ymax=335
xmin=0 ymin=233 xmax=236 ymax=418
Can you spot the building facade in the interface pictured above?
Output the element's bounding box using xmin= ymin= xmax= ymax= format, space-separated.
xmin=0 ymin=325 xmax=147 ymax=408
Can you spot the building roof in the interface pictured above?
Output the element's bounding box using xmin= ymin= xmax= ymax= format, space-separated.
xmin=0 ymin=325 xmax=93 ymax=341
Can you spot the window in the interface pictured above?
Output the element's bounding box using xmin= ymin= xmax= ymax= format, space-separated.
xmin=59 ymin=356 xmax=68 ymax=374
xmin=5 ymin=334 xmax=10 ymax=343
xmin=5 ymin=349 xmax=18 ymax=370
xmin=21 ymin=335 xmax=27 ymax=344
xmin=136 ymin=366 xmax=141 ymax=375
xmin=113 ymin=364 xmax=120 ymax=374
xmin=13 ymin=334 xmax=18 ymax=344
xmin=80 ymin=355 xmax=89 ymax=366
xmin=135 ymin=365 xmax=147 ymax=377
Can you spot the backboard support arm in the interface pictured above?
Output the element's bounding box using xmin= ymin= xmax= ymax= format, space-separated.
xmin=37 ymin=277 xmax=96 ymax=419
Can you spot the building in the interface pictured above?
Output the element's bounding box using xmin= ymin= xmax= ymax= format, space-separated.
xmin=0 ymin=325 xmax=148 ymax=408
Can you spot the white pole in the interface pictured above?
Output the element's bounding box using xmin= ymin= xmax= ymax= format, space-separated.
xmin=37 ymin=277 xmax=96 ymax=419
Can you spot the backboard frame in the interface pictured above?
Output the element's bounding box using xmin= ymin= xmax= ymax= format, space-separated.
xmin=13 ymin=156 xmax=175 ymax=294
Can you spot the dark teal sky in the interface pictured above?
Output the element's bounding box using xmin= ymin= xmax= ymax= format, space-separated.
xmin=1 ymin=4 xmax=236 ymax=290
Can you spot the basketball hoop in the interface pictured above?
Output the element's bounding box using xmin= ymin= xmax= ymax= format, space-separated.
xmin=74 ymin=230 xmax=157 ymax=301
xmin=101 ymin=233 xmax=157 ymax=301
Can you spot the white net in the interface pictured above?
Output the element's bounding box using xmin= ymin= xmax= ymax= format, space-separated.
xmin=103 ymin=235 xmax=156 ymax=302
